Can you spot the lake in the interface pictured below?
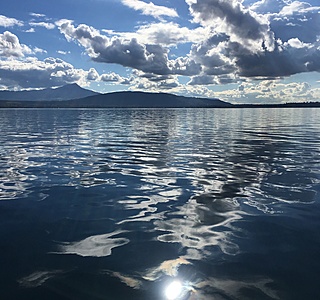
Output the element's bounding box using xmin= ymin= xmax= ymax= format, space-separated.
xmin=0 ymin=108 xmax=320 ymax=300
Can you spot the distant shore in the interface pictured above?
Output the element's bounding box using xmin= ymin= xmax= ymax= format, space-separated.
xmin=0 ymin=84 xmax=319 ymax=109
xmin=0 ymin=101 xmax=319 ymax=109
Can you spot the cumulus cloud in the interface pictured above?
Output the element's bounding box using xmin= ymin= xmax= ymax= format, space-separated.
xmin=56 ymin=20 xmax=202 ymax=77
xmin=25 ymin=28 xmax=35 ymax=33
xmin=189 ymin=37 xmax=236 ymax=77
xmin=87 ymin=67 xmax=99 ymax=81
xmin=0 ymin=31 xmax=32 ymax=57
xmin=250 ymin=0 xmax=289 ymax=14
xmin=0 ymin=15 xmax=23 ymax=27
xmin=0 ymin=57 xmax=93 ymax=89
xmin=100 ymin=72 xmax=131 ymax=84
xmin=234 ymin=79 xmax=318 ymax=103
xmin=186 ymin=0 xmax=275 ymax=52
xmin=182 ymin=0 xmax=320 ymax=81
xmin=134 ymin=22 xmax=205 ymax=46
xmin=188 ymin=75 xmax=217 ymax=85
xmin=235 ymin=38 xmax=320 ymax=77
xmin=188 ymin=74 xmax=237 ymax=85
xmin=104 ymin=22 xmax=209 ymax=47
xmin=278 ymin=1 xmax=312 ymax=15
xmin=285 ymin=38 xmax=312 ymax=49
xmin=131 ymin=73 xmax=179 ymax=91
xmin=47 ymin=1 xmax=320 ymax=95
xmin=121 ymin=0 xmax=178 ymax=19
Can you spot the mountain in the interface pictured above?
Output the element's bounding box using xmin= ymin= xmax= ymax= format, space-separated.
xmin=65 ymin=91 xmax=233 ymax=108
xmin=0 ymin=83 xmax=100 ymax=101
xmin=0 ymin=91 xmax=233 ymax=108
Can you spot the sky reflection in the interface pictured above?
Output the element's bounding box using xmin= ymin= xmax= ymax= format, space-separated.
xmin=1 ymin=109 xmax=320 ymax=299
xmin=57 ymin=230 xmax=129 ymax=257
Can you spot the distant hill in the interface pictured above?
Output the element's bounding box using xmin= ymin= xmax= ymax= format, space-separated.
xmin=0 ymin=83 xmax=100 ymax=101
xmin=65 ymin=91 xmax=233 ymax=108
xmin=0 ymin=90 xmax=233 ymax=108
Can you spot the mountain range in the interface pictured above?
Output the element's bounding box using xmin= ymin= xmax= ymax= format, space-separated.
xmin=0 ymin=84 xmax=319 ymax=108
xmin=0 ymin=83 xmax=99 ymax=101
xmin=0 ymin=84 xmax=233 ymax=108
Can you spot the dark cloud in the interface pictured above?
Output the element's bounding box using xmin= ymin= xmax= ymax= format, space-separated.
xmin=57 ymin=20 xmax=202 ymax=77
xmin=184 ymin=0 xmax=320 ymax=81
xmin=190 ymin=35 xmax=236 ymax=76
xmin=234 ymin=42 xmax=320 ymax=77
xmin=55 ymin=1 xmax=320 ymax=89
xmin=135 ymin=72 xmax=175 ymax=82
xmin=57 ymin=21 xmax=171 ymax=74
xmin=186 ymin=0 xmax=275 ymax=51
xmin=188 ymin=75 xmax=216 ymax=85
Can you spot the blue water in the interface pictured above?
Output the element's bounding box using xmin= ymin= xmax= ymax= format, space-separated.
xmin=0 ymin=108 xmax=320 ymax=300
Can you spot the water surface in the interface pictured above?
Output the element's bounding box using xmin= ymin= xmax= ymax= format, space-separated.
xmin=0 ymin=108 xmax=320 ymax=299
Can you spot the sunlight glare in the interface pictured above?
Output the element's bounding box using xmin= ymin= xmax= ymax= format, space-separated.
xmin=165 ymin=280 xmax=183 ymax=300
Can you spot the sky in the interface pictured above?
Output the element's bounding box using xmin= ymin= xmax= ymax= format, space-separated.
xmin=0 ymin=0 xmax=319 ymax=103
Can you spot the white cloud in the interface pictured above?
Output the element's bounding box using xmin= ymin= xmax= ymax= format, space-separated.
xmin=33 ymin=47 xmax=47 ymax=54
xmin=57 ymin=50 xmax=71 ymax=55
xmin=29 ymin=22 xmax=55 ymax=30
xmin=279 ymin=1 xmax=312 ymax=15
xmin=121 ymin=0 xmax=178 ymax=19
xmin=100 ymin=72 xmax=130 ymax=84
xmin=0 ymin=31 xmax=32 ymax=57
xmin=25 ymin=28 xmax=35 ymax=33
xmin=103 ymin=22 xmax=209 ymax=47
xmin=50 ymin=2 xmax=320 ymax=97
xmin=29 ymin=13 xmax=46 ymax=18
xmin=250 ymin=0 xmax=289 ymax=14
xmin=268 ymin=1 xmax=320 ymax=44
xmin=56 ymin=20 xmax=202 ymax=76
xmin=285 ymin=38 xmax=311 ymax=49
xmin=182 ymin=0 xmax=320 ymax=79
xmin=0 ymin=57 xmax=94 ymax=89
xmin=130 ymin=73 xmax=179 ymax=91
xmin=134 ymin=22 xmax=207 ymax=46
xmin=213 ymin=79 xmax=319 ymax=104
xmin=87 ymin=68 xmax=99 ymax=80
xmin=0 ymin=15 xmax=23 ymax=27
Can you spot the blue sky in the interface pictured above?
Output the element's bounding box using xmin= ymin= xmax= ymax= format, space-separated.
xmin=0 ymin=0 xmax=319 ymax=103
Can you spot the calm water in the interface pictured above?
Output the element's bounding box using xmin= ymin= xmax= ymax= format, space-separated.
xmin=0 ymin=108 xmax=320 ymax=300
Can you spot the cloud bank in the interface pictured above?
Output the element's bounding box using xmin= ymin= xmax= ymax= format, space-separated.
xmin=54 ymin=1 xmax=320 ymax=88
xmin=0 ymin=0 xmax=319 ymax=103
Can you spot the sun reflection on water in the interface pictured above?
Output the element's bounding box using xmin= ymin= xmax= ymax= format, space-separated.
xmin=165 ymin=280 xmax=183 ymax=300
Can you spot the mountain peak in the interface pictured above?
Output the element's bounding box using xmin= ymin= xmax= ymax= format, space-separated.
xmin=0 ymin=83 xmax=100 ymax=101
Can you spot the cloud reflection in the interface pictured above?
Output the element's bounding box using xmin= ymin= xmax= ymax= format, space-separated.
xmin=57 ymin=230 xmax=129 ymax=257
xmin=143 ymin=257 xmax=192 ymax=281
xmin=155 ymin=196 xmax=242 ymax=259
xmin=105 ymin=256 xmax=280 ymax=300
xmin=18 ymin=270 xmax=63 ymax=288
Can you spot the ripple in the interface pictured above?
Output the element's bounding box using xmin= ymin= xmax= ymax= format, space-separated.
xmin=1 ymin=108 xmax=320 ymax=299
